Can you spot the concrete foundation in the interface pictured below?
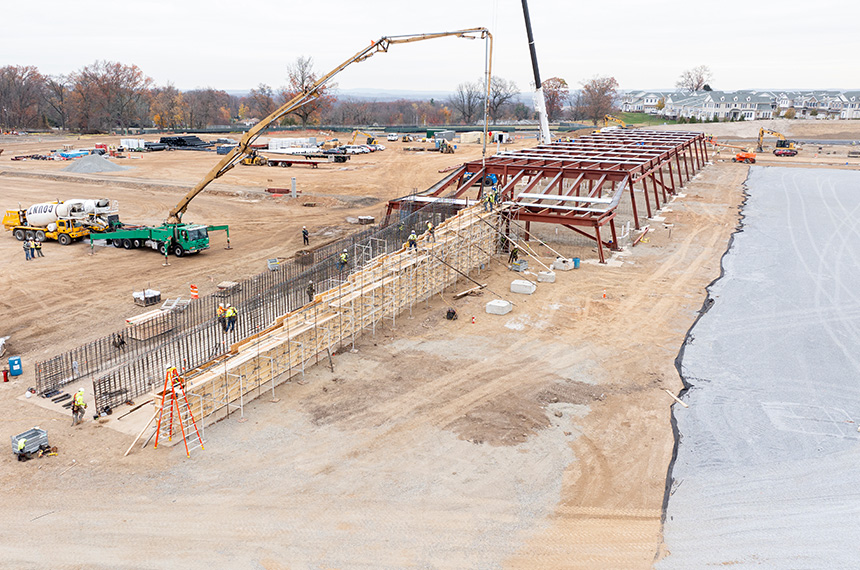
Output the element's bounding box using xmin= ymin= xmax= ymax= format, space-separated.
xmin=552 ymin=258 xmax=574 ymax=271
xmin=510 ymin=280 xmax=536 ymax=295
xmin=485 ymin=299 xmax=513 ymax=315
xmin=537 ymin=271 xmax=556 ymax=283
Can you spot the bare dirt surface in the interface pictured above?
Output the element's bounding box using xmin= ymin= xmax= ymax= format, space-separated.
xmin=1 ymin=132 xmax=744 ymax=568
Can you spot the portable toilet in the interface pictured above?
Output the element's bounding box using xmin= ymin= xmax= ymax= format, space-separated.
xmin=9 ymin=356 xmax=22 ymax=376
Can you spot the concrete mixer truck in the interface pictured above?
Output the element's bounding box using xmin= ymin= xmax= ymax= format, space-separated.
xmin=3 ymin=199 xmax=120 ymax=245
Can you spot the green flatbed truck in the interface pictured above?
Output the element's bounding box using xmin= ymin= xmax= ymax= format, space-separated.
xmin=91 ymin=223 xmax=229 ymax=257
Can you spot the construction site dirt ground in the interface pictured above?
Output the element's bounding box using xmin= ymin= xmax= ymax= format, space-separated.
xmin=0 ymin=122 xmax=856 ymax=568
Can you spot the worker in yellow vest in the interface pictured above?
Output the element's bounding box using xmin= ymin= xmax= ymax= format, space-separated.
xmin=17 ymin=438 xmax=27 ymax=461
xmin=426 ymin=221 xmax=435 ymax=242
xmin=33 ymin=238 xmax=44 ymax=258
xmin=72 ymin=388 xmax=87 ymax=426
xmin=338 ymin=249 xmax=349 ymax=271
xmin=224 ymin=304 xmax=237 ymax=332
xmin=408 ymin=231 xmax=418 ymax=250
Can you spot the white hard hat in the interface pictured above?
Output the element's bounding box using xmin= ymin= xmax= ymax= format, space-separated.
xmin=343 ymin=249 xmax=347 ymax=252
xmin=218 ymin=303 xmax=224 ymax=308
xmin=78 ymin=387 xmax=84 ymax=393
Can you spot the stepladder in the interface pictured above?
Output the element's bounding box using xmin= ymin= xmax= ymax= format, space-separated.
xmin=154 ymin=366 xmax=204 ymax=457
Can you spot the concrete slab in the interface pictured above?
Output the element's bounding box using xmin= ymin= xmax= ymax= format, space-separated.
xmin=537 ymin=271 xmax=556 ymax=283
xmin=659 ymin=167 xmax=860 ymax=569
xmin=510 ymin=280 xmax=536 ymax=295
xmin=485 ymin=299 xmax=512 ymax=315
xmin=552 ymin=258 xmax=574 ymax=271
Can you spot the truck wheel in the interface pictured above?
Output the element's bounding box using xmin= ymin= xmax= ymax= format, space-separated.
xmin=35 ymin=230 xmax=46 ymax=241
xmin=58 ymin=233 xmax=72 ymax=246
xmin=173 ymin=245 xmax=184 ymax=257
xmin=113 ymin=239 xmax=122 ymax=248
xmin=132 ymin=239 xmax=141 ymax=248
xmin=25 ymin=230 xmax=35 ymax=240
xmin=280 ymin=162 xmax=289 ymax=168
xmin=750 ymin=159 xmax=756 ymax=164
xmin=158 ymin=243 xmax=167 ymax=255
xmin=13 ymin=229 xmax=25 ymax=241
xmin=732 ymin=158 xmax=737 ymax=162
xmin=122 ymin=239 xmax=132 ymax=249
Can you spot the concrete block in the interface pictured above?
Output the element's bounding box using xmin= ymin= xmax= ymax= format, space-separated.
xmin=510 ymin=279 xmax=536 ymax=295
xmin=553 ymin=258 xmax=574 ymax=271
xmin=537 ymin=271 xmax=556 ymax=283
xmin=486 ymin=299 xmax=512 ymax=315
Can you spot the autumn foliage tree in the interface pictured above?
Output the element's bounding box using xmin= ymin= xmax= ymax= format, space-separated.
xmin=541 ymin=77 xmax=568 ymax=122
xmin=580 ymin=76 xmax=619 ymax=125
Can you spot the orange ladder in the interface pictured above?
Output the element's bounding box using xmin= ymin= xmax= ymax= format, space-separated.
xmin=154 ymin=366 xmax=204 ymax=457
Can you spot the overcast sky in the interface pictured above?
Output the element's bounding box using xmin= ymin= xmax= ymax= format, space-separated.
xmin=3 ymin=0 xmax=859 ymax=94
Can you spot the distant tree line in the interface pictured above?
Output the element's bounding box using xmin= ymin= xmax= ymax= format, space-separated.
xmin=0 ymin=57 xmax=633 ymax=131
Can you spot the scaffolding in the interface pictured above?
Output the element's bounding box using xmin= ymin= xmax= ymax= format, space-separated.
xmin=158 ymin=205 xmax=498 ymax=427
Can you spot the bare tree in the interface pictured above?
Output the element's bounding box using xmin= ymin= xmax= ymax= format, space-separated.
xmin=248 ymin=83 xmax=277 ymax=119
xmin=541 ymin=77 xmax=569 ymax=122
xmin=281 ymin=56 xmax=335 ymax=127
xmin=580 ymin=76 xmax=619 ymax=125
xmin=43 ymin=74 xmax=70 ymax=130
xmin=488 ymin=77 xmax=518 ymax=124
xmin=68 ymin=61 xmax=151 ymax=132
xmin=568 ymin=90 xmax=586 ymax=122
xmin=447 ymin=81 xmax=483 ymax=124
xmin=0 ymin=65 xmax=45 ymax=130
xmin=184 ymin=88 xmax=231 ymax=128
xmin=676 ymin=65 xmax=712 ymax=92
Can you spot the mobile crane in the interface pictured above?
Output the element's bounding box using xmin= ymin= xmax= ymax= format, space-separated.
xmin=756 ymin=128 xmax=798 ymax=153
xmin=92 ymin=28 xmax=493 ymax=257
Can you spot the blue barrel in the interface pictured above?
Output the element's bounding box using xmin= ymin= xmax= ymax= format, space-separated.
xmin=573 ymin=257 xmax=581 ymax=269
xmin=9 ymin=356 xmax=22 ymax=376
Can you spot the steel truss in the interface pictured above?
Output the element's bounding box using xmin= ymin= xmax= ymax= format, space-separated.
xmin=387 ymin=129 xmax=708 ymax=263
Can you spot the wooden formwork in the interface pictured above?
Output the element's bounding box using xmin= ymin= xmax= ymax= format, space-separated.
xmin=153 ymin=205 xmax=498 ymax=426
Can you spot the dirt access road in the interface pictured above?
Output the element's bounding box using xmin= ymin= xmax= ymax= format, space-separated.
xmin=1 ymin=125 xmax=745 ymax=568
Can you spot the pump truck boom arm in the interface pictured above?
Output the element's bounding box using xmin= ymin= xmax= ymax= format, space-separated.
xmin=167 ymin=28 xmax=492 ymax=224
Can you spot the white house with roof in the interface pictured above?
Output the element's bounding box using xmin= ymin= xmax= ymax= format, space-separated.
xmin=840 ymin=91 xmax=860 ymax=119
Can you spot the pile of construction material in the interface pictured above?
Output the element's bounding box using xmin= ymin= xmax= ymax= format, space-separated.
xmin=62 ymin=154 xmax=132 ymax=173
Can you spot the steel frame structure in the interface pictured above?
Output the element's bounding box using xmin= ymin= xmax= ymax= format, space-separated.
xmin=387 ymin=129 xmax=708 ymax=263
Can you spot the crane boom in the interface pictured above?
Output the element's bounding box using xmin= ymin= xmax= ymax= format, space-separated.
xmin=168 ymin=28 xmax=493 ymax=224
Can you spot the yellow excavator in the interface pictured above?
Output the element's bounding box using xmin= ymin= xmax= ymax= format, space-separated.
xmin=240 ymin=150 xmax=268 ymax=166
xmin=350 ymin=130 xmax=380 ymax=145
xmin=756 ymin=128 xmax=798 ymax=152
xmin=603 ymin=114 xmax=629 ymax=128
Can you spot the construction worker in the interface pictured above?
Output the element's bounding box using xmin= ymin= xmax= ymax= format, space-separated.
xmin=408 ymin=230 xmax=418 ymax=250
xmin=217 ymin=303 xmax=227 ymax=332
xmin=224 ymin=304 xmax=237 ymax=332
xmin=426 ymin=221 xmax=435 ymax=242
xmin=302 ymin=226 xmax=309 ymax=246
xmin=33 ymin=238 xmax=44 ymax=257
xmin=338 ymin=249 xmax=349 ymax=271
xmin=306 ymin=280 xmax=315 ymax=303
xmin=509 ymin=242 xmax=520 ymax=265
xmin=488 ymin=189 xmax=496 ymax=211
xmin=23 ymin=238 xmax=32 ymax=261
xmin=72 ymin=388 xmax=86 ymax=426
xmin=482 ymin=191 xmax=490 ymax=213
xmin=17 ymin=438 xmax=27 ymax=461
